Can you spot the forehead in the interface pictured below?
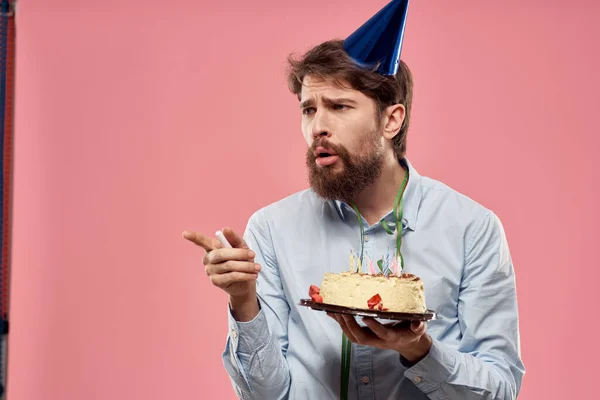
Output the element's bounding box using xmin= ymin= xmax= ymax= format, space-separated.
xmin=300 ymin=75 xmax=362 ymax=101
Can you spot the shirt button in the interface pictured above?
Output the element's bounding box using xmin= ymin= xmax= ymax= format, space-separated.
xmin=361 ymin=376 xmax=370 ymax=384
xmin=231 ymin=330 xmax=238 ymax=339
xmin=413 ymin=376 xmax=422 ymax=383
xmin=364 ymin=235 xmax=370 ymax=242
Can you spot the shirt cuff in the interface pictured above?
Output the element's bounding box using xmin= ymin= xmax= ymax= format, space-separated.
xmin=227 ymin=300 xmax=270 ymax=354
xmin=402 ymin=338 xmax=456 ymax=394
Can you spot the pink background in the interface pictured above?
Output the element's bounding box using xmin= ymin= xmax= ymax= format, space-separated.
xmin=9 ymin=0 xmax=599 ymax=399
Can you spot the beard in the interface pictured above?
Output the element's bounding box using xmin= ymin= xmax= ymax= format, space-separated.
xmin=306 ymin=131 xmax=384 ymax=204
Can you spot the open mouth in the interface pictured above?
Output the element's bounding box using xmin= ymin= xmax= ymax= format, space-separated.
xmin=314 ymin=147 xmax=340 ymax=167
xmin=315 ymin=146 xmax=337 ymax=158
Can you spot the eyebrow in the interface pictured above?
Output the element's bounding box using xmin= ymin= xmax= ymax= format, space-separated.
xmin=299 ymin=97 xmax=358 ymax=109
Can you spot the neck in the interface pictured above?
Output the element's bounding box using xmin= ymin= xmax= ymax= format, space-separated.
xmin=352 ymin=155 xmax=407 ymax=226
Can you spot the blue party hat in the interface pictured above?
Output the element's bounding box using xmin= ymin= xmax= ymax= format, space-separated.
xmin=343 ymin=0 xmax=410 ymax=76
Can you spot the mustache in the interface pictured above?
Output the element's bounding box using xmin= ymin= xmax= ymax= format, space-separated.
xmin=309 ymin=139 xmax=346 ymax=155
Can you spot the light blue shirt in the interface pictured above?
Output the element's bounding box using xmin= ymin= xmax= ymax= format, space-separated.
xmin=222 ymin=159 xmax=525 ymax=399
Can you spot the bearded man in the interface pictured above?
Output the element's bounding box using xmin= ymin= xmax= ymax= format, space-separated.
xmin=183 ymin=1 xmax=525 ymax=399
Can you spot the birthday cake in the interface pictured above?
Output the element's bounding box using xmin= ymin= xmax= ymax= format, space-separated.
xmin=311 ymin=271 xmax=426 ymax=313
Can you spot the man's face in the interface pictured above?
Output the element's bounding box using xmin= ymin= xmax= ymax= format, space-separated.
xmin=300 ymin=75 xmax=385 ymax=203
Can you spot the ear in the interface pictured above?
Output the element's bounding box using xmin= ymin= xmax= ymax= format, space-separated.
xmin=381 ymin=104 xmax=406 ymax=140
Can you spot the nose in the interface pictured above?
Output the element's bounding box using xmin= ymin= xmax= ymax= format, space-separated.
xmin=311 ymin=110 xmax=332 ymax=140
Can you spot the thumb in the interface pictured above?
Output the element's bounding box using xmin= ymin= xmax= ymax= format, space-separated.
xmin=222 ymin=227 xmax=248 ymax=249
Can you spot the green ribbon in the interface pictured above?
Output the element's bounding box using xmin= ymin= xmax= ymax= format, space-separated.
xmin=393 ymin=171 xmax=409 ymax=271
xmin=341 ymin=334 xmax=351 ymax=400
xmin=340 ymin=168 xmax=409 ymax=399
xmin=350 ymin=202 xmax=365 ymax=270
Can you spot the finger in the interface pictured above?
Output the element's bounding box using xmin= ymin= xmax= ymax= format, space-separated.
xmin=210 ymin=272 xmax=259 ymax=287
xmin=182 ymin=231 xmax=221 ymax=252
xmin=341 ymin=314 xmax=379 ymax=346
xmin=334 ymin=314 xmax=359 ymax=343
xmin=222 ymin=227 xmax=249 ymax=249
xmin=362 ymin=318 xmax=393 ymax=341
xmin=207 ymin=260 xmax=261 ymax=275
xmin=205 ymin=248 xmax=256 ymax=265
xmin=410 ymin=321 xmax=426 ymax=335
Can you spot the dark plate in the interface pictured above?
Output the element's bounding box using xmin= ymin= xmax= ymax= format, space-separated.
xmin=299 ymin=298 xmax=438 ymax=326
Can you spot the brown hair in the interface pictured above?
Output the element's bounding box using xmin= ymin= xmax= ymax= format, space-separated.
xmin=286 ymin=39 xmax=414 ymax=160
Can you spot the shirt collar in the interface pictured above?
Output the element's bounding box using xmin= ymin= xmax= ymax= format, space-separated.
xmin=331 ymin=157 xmax=423 ymax=231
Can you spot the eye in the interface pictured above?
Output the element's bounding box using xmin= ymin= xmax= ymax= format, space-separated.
xmin=333 ymin=104 xmax=350 ymax=111
xmin=302 ymin=107 xmax=316 ymax=116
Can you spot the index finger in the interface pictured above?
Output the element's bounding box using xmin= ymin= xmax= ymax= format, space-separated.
xmin=206 ymin=247 xmax=256 ymax=265
xmin=362 ymin=318 xmax=394 ymax=340
xmin=182 ymin=230 xmax=221 ymax=252
xmin=340 ymin=314 xmax=380 ymax=345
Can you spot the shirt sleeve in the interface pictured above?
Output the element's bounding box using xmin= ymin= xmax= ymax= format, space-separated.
xmin=221 ymin=209 xmax=291 ymax=400
xmin=403 ymin=211 xmax=526 ymax=400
